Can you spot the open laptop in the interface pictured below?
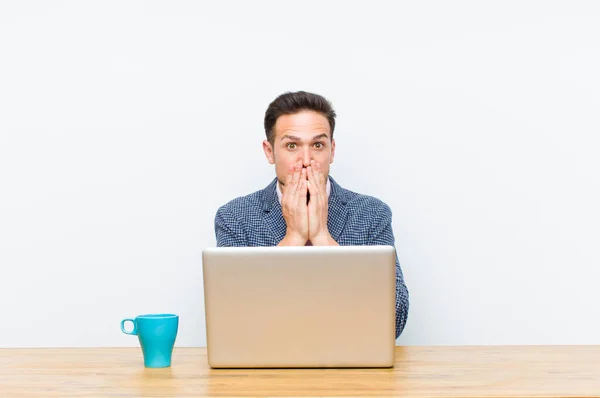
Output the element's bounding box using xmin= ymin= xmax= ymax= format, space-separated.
xmin=202 ymin=245 xmax=397 ymax=368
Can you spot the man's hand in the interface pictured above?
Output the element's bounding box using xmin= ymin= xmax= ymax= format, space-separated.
xmin=307 ymin=160 xmax=337 ymax=246
xmin=279 ymin=161 xmax=309 ymax=246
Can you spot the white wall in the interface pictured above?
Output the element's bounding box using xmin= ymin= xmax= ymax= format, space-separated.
xmin=1 ymin=1 xmax=599 ymax=347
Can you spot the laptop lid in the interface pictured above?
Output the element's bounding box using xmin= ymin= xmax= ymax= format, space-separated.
xmin=202 ymin=245 xmax=397 ymax=368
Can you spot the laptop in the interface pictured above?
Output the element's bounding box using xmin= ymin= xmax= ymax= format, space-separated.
xmin=202 ymin=245 xmax=397 ymax=368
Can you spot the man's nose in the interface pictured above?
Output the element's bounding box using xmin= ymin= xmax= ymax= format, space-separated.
xmin=300 ymin=148 xmax=311 ymax=168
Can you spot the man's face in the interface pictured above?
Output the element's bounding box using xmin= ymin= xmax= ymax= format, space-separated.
xmin=263 ymin=110 xmax=336 ymax=192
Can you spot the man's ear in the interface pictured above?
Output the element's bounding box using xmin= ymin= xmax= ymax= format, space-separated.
xmin=329 ymin=138 xmax=336 ymax=164
xmin=263 ymin=140 xmax=275 ymax=164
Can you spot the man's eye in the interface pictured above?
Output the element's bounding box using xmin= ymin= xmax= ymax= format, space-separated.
xmin=314 ymin=142 xmax=323 ymax=149
xmin=286 ymin=143 xmax=297 ymax=150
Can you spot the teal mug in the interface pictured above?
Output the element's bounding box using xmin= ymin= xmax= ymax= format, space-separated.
xmin=121 ymin=313 xmax=179 ymax=368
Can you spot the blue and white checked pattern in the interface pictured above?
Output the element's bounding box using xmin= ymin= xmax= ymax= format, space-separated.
xmin=214 ymin=176 xmax=409 ymax=339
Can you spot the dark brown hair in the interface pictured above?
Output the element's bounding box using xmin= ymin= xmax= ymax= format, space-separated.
xmin=264 ymin=91 xmax=336 ymax=146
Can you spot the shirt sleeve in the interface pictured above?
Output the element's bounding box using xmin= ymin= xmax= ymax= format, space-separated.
xmin=214 ymin=205 xmax=247 ymax=247
xmin=368 ymin=202 xmax=410 ymax=339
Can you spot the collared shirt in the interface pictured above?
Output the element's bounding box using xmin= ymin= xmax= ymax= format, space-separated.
xmin=214 ymin=175 xmax=410 ymax=339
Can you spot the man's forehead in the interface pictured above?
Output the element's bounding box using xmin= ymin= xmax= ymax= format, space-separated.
xmin=274 ymin=112 xmax=331 ymax=139
xmin=278 ymin=127 xmax=330 ymax=139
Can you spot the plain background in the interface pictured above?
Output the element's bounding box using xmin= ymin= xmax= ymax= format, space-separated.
xmin=1 ymin=1 xmax=599 ymax=347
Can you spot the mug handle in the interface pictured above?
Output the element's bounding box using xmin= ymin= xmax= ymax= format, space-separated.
xmin=121 ymin=318 xmax=137 ymax=335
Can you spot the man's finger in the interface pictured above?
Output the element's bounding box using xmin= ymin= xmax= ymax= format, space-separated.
xmin=283 ymin=163 xmax=295 ymax=195
xmin=307 ymin=180 xmax=318 ymax=210
xmin=298 ymin=176 xmax=308 ymax=207
xmin=297 ymin=168 xmax=307 ymax=193
xmin=308 ymin=165 xmax=318 ymax=197
xmin=308 ymin=162 xmax=324 ymax=196
xmin=312 ymin=160 xmax=326 ymax=187
xmin=290 ymin=162 xmax=302 ymax=191
xmin=309 ymin=161 xmax=319 ymax=186
xmin=289 ymin=167 xmax=304 ymax=212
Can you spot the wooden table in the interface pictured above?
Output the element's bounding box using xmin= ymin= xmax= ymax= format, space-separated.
xmin=1 ymin=346 xmax=599 ymax=397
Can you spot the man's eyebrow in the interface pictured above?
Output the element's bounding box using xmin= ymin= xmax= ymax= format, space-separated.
xmin=280 ymin=134 xmax=301 ymax=141
xmin=311 ymin=133 xmax=329 ymax=141
xmin=280 ymin=133 xmax=330 ymax=141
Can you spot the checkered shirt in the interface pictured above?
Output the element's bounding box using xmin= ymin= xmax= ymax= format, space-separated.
xmin=214 ymin=176 xmax=409 ymax=339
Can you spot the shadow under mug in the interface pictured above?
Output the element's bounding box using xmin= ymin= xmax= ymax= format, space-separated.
xmin=121 ymin=313 xmax=179 ymax=368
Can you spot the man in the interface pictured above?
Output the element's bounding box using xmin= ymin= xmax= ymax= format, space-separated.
xmin=214 ymin=91 xmax=409 ymax=338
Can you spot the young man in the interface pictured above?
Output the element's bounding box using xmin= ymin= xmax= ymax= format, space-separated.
xmin=214 ymin=91 xmax=409 ymax=338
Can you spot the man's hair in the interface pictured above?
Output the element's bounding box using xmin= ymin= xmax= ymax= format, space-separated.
xmin=264 ymin=91 xmax=336 ymax=146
